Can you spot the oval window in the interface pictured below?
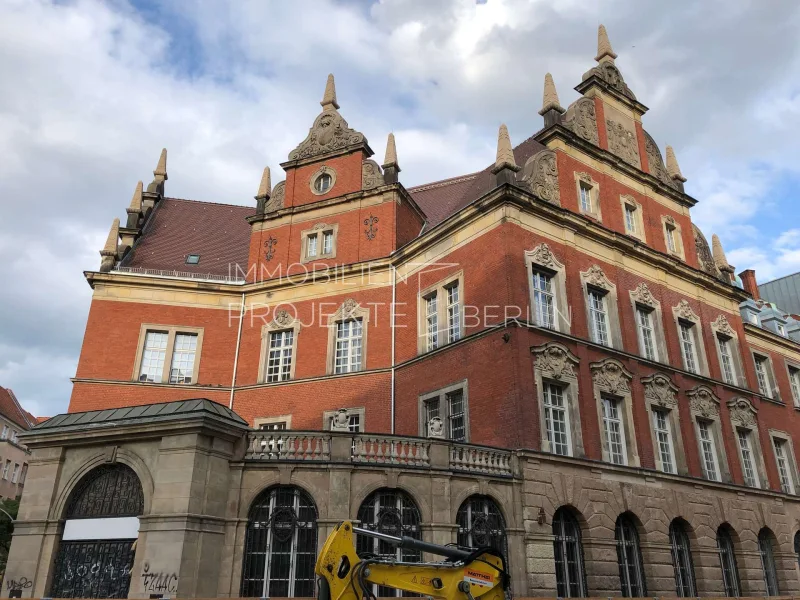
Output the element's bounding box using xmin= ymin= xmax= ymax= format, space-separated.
xmin=314 ymin=173 xmax=333 ymax=194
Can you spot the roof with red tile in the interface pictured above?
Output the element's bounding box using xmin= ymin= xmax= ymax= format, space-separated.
xmin=0 ymin=387 xmax=36 ymax=430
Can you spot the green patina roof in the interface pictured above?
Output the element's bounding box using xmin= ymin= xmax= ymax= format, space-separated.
xmin=31 ymin=398 xmax=248 ymax=433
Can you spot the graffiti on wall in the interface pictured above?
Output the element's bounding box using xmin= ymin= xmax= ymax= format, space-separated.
xmin=140 ymin=562 xmax=178 ymax=594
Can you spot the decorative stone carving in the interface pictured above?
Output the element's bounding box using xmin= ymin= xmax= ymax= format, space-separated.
xmin=527 ymin=243 xmax=560 ymax=270
xmin=630 ymin=282 xmax=657 ymax=307
xmin=675 ymin=300 xmax=700 ymax=323
xmin=584 ymin=62 xmax=636 ymax=100
xmin=591 ymin=359 xmax=632 ymax=395
xmin=341 ymin=298 xmax=359 ymax=318
xmin=576 ymin=172 xmax=594 ymax=184
xmin=687 ymin=385 xmax=720 ymax=418
xmin=428 ymin=417 xmax=444 ymax=438
xmin=521 ymin=149 xmax=560 ymax=206
xmin=563 ymin=97 xmax=599 ymax=145
xmin=312 ymin=222 xmax=329 ymax=231
xmin=264 ymin=235 xmax=278 ymax=261
xmin=692 ymin=224 xmax=724 ymax=280
xmin=664 ymin=215 xmax=676 ymax=227
xmin=330 ymin=408 xmax=351 ymax=432
xmin=265 ymin=181 xmax=286 ymax=213
xmin=364 ymin=214 xmax=379 ymax=241
xmin=288 ymin=110 xmax=367 ymax=162
xmin=582 ymin=265 xmax=612 ymax=290
xmin=605 ymin=119 xmax=640 ymax=167
xmin=362 ymin=159 xmax=383 ymax=190
xmin=728 ymin=397 xmax=757 ymax=429
xmin=532 ymin=342 xmax=579 ymax=380
xmin=643 ymin=131 xmax=678 ymax=190
xmin=642 ymin=373 xmax=678 ymax=408
xmin=273 ymin=309 xmax=293 ymax=327
xmin=712 ymin=314 xmax=736 ymax=337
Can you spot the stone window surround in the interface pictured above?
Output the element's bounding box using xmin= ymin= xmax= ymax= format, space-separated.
xmin=257 ymin=310 xmax=302 ymax=384
xmin=254 ymin=414 xmax=292 ymax=430
xmin=326 ymin=299 xmax=370 ymax=375
xmin=672 ymin=300 xmax=711 ymax=377
xmin=750 ymin=349 xmax=782 ymax=402
xmin=417 ymin=380 xmax=470 ymax=441
xmin=785 ymin=360 xmax=800 ymax=409
xmin=710 ymin=314 xmax=747 ymax=388
xmin=574 ymin=171 xmax=602 ymax=221
xmin=309 ymin=164 xmax=337 ymax=196
xmin=417 ymin=270 xmax=465 ymax=355
xmin=524 ymin=244 xmax=570 ymax=333
xmin=590 ymin=359 xmax=639 ymax=467
xmin=580 ymin=265 xmax=623 ymax=350
xmin=641 ymin=373 xmax=689 ymax=475
xmin=768 ymin=428 xmax=799 ymax=494
xmin=132 ymin=323 xmax=204 ymax=384
xmin=661 ymin=214 xmax=686 ymax=261
xmin=620 ymin=194 xmax=646 ymax=242
xmin=323 ymin=406 xmax=366 ymax=432
xmin=687 ymin=385 xmax=732 ymax=483
xmin=299 ymin=222 xmax=339 ymax=263
xmin=532 ymin=342 xmax=584 ymax=458
xmin=727 ymin=397 xmax=769 ymax=489
xmin=628 ymin=282 xmax=668 ymax=364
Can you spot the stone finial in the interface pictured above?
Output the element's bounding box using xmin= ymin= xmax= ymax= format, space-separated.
xmin=712 ymin=234 xmax=734 ymax=274
xmin=494 ymin=124 xmax=519 ymax=171
xmin=154 ymin=148 xmax=168 ymax=180
xmin=539 ymin=72 xmax=564 ymax=116
xmin=665 ymin=145 xmax=687 ymax=183
xmin=128 ymin=181 xmax=143 ymax=212
xmin=595 ymin=24 xmax=618 ymax=63
xmin=99 ymin=218 xmax=120 ymax=272
xmin=383 ymin=132 xmax=398 ymax=168
xmin=320 ymin=73 xmax=340 ymax=111
xmin=257 ymin=167 xmax=272 ymax=199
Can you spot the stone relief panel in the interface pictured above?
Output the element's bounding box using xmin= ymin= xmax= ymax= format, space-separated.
xmin=711 ymin=314 xmax=736 ymax=337
xmin=581 ymin=265 xmax=613 ymax=291
xmin=563 ymin=97 xmax=599 ymax=146
xmin=265 ymin=181 xmax=285 ymax=213
xmin=532 ymin=342 xmax=579 ymax=381
xmin=362 ymin=159 xmax=383 ymax=190
xmin=630 ymin=282 xmax=658 ymax=307
xmin=692 ymin=224 xmax=724 ymax=280
xmin=520 ymin=149 xmax=560 ymax=206
xmin=674 ymin=299 xmax=700 ymax=323
xmin=288 ymin=110 xmax=367 ymax=161
xmin=687 ymin=385 xmax=720 ymax=418
xmin=527 ymin=243 xmax=562 ymax=271
xmin=728 ymin=397 xmax=758 ymax=429
xmin=591 ymin=359 xmax=632 ymax=395
xmin=644 ymin=131 xmax=678 ymax=190
xmin=605 ymin=118 xmax=640 ymax=167
xmin=584 ymin=62 xmax=637 ymax=101
xmin=641 ymin=373 xmax=678 ymax=408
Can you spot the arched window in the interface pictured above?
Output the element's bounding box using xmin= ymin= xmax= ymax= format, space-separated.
xmin=50 ymin=464 xmax=144 ymax=598
xmin=615 ymin=514 xmax=646 ymax=597
xmin=357 ymin=488 xmax=421 ymax=597
xmin=716 ymin=525 xmax=741 ymax=597
xmin=669 ymin=519 xmax=696 ymax=597
xmin=794 ymin=531 xmax=800 ymax=570
xmin=457 ymin=495 xmax=508 ymax=557
xmin=759 ymin=527 xmax=779 ymax=596
xmin=240 ymin=486 xmax=317 ymax=598
xmin=552 ymin=507 xmax=586 ymax=598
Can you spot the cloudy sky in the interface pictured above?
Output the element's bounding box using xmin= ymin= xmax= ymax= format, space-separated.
xmin=1 ymin=0 xmax=799 ymax=417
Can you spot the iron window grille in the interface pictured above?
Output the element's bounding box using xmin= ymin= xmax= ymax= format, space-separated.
xmin=552 ymin=508 xmax=587 ymax=598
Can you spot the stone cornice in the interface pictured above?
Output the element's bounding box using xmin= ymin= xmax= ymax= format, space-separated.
xmin=744 ymin=322 xmax=800 ymax=357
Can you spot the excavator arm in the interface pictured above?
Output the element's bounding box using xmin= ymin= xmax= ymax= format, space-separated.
xmin=315 ymin=521 xmax=508 ymax=600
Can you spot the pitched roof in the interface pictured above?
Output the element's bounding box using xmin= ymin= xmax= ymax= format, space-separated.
xmin=0 ymin=387 xmax=36 ymax=429
xmin=121 ymin=198 xmax=253 ymax=277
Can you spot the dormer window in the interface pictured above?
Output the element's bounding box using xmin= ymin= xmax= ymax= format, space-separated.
xmin=777 ymin=323 xmax=787 ymax=337
xmin=186 ymin=254 xmax=200 ymax=265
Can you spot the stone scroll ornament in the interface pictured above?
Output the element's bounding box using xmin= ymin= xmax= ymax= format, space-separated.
xmin=521 ymin=149 xmax=560 ymax=206
xmin=591 ymin=359 xmax=632 ymax=395
xmin=533 ymin=343 xmax=578 ymax=380
xmin=563 ymin=97 xmax=599 ymax=146
xmin=264 ymin=235 xmax=277 ymax=261
xmin=692 ymin=224 xmax=724 ymax=280
xmin=688 ymin=386 xmax=720 ymax=418
xmin=642 ymin=373 xmax=678 ymax=408
xmin=605 ymin=119 xmax=640 ymax=167
xmin=265 ymin=181 xmax=285 ymax=213
xmin=584 ymin=62 xmax=637 ymax=101
xmin=728 ymin=397 xmax=757 ymax=429
xmin=288 ymin=110 xmax=367 ymax=161
xmin=644 ymin=131 xmax=678 ymax=190
xmin=364 ymin=214 xmax=379 ymax=240
xmin=362 ymin=160 xmax=383 ymax=190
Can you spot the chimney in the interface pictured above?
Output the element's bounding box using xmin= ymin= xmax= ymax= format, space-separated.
xmin=739 ymin=269 xmax=760 ymax=300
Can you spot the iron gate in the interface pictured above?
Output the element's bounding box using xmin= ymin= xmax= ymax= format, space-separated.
xmin=49 ymin=539 xmax=136 ymax=598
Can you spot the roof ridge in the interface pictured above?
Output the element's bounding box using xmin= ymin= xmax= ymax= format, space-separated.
xmin=163 ymin=197 xmax=255 ymax=210
xmin=760 ymin=271 xmax=799 ymax=286
xmin=407 ymin=173 xmax=479 ymax=193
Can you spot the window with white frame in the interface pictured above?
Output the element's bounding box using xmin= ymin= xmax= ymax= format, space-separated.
xmin=418 ymin=273 xmax=463 ymax=354
xmin=697 ymin=420 xmax=720 ymax=481
xmin=323 ymin=407 xmax=365 ymax=433
xmin=526 ymin=244 xmax=570 ymax=333
xmin=0 ymin=425 xmax=7 ymax=440
xmin=419 ymin=383 xmax=468 ymax=442
xmin=266 ymin=330 xmax=294 ymax=383
xmin=1 ymin=460 xmax=9 ymax=480
xmin=424 ymin=293 xmax=439 ymax=351
xmin=716 ymin=334 xmax=736 ymax=384
xmin=636 ymin=306 xmax=658 ymax=361
xmin=777 ymin=323 xmax=787 ymax=337
xmin=135 ymin=326 xmax=203 ymax=384
xmin=11 ymin=463 xmax=19 ymax=483
xmin=754 ymin=355 xmax=770 ymax=396
xmin=543 ymin=383 xmax=571 ymax=456
xmin=588 ymin=289 xmax=610 ymax=346
xmin=446 ymin=283 xmax=461 ymax=342
xmin=679 ymin=321 xmax=698 ymax=373
xmin=259 ymin=421 xmax=287 ymax=432
xmin=531 ymin=270 xmax=555 ymax=329
xmin=579 ymin=181 xmax=592 ymax=213
xmin=300 ymin=224 xmax=338 ymax=262
xmin=11 ymin=431 xmax=17 ymax=444
xmin=666 ymin=224 xmax=678 ymax=253
xmin=789 ymin=365 xmax=800 ymax=408
xmin=653 ymin=409 xmax=676 ymax=474
xmin=773 ymin=438 xmax=794 ymax=494
xmin=737 ymin=429 xmax=760 ymax=488
xmin=624 ymin=203 xmax=637 ymax=235
xmin=601 ymin=396 xmax=627 ymax=465
xmin=534 ymin=342 xmax=584 ymax=459
xmin=334 ymin=319 xmax=363 ymax=374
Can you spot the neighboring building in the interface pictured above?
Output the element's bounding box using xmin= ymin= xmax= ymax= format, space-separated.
xmin=758 ymin=271 xmax=800 ymax=317
xmin=0 ymin=387 xmax=35 ymax=500
xmin=8 ymin=25 xmax=800 ymax=599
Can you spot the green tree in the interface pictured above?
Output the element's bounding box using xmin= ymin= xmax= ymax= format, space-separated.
xmin=0 ymin=498 xmax=19 ymax=586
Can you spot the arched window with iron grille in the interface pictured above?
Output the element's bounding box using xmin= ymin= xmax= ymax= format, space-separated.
xmin=49 ymin=464 xmax=144 ymax=599
xmin=240 ymin=486 xmax=318 ymax=598
xmin=357 ymin=488 xmax=422 ymax=597
xmin=456 ymin=495 xmax=508 ymax=558
xmin=758 ymin=527 xmax=780 ymax=596
xmin=716 ymin=524 xmax=741 ymax=597
xmin=615 ymin=513 xmax=646 ymax=597
xmin=552 ymin=507 xmax=587 ymax=598
xmin=669 ymin=518 xmax=696 ymax=597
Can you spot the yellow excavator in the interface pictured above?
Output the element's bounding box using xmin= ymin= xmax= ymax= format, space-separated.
xmin=315 ymin=521 xmax=508 ymax=600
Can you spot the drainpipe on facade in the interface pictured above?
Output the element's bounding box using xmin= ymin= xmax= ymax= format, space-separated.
xmin=229 ymin=293 xmax=246 ymax=409
xmin=390 ymin=265 xmax=397 ymax=434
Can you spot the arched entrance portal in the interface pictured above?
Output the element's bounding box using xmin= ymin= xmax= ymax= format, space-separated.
xmin=50 ymin=464 xmax=144 ymax=598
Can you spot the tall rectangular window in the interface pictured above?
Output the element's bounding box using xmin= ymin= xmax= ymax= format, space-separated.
xmin=789 ymin=367 xmax=800 ymax=407
xmin=532 ymin=270 xmax=555 ymax=329
xmin=446 ymin=389 xmax=466 ymax=442
xmin=334 ymin=319 xmax=363 ymax=374
xmin=588 ymin=290 xmax=609 ymax=346
xmin=1 ymin=461 xmax=9 ymax=480
xmin=624 ymin=204 xmax=637 ymax=234
xmin=754 ymin=357 xmax=770 ymax=397
xmin=579 ymin=182 xmax=592 ymax=212
xmin=543 ymin=383 xmax=570 ymax=456
xmin=773 ymin=439 xmax=794 ymax=494
xmin=139 ymin=331 xmax=169 ymax=382
xmin=717 ymin=336 xmax=735 ymax=384
xmin=636 ymin=306 xmax=657 ymax=361
xmin=666 ymin=225 xmax=678 ymax=253
xmin=425 ymin=293 xmax=439 ymax=351
xmin=0 ymin=425 xmax=7 ymax=440
xmin=653 ymin=410 xmax=675 ymax=474
xmin=446 ymin=283 xmax=461 ymax=342
xmin=421 ymin=385 xmax=468 ymax=442
xmin=679 ymin=323 xmax=697 ymax=373
xmin=307 ymin=233 xmax=318 ymax=257
xmin=11 ymin=464 xmax=19 ymax=483
xmin=266 ymin=330 xmax=294 ymax=383
xmin=737 ymin=430 xmax=759 ymax=488
xmin=169 ymin=333 xmax=198 ymax=383
xmin=601 ymin=396 xmax=627 ymax=465
xmin=697 ymin=421 xmax=720 ymax=481
xmin=322 ymin=231 xmax=333 ymax=255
